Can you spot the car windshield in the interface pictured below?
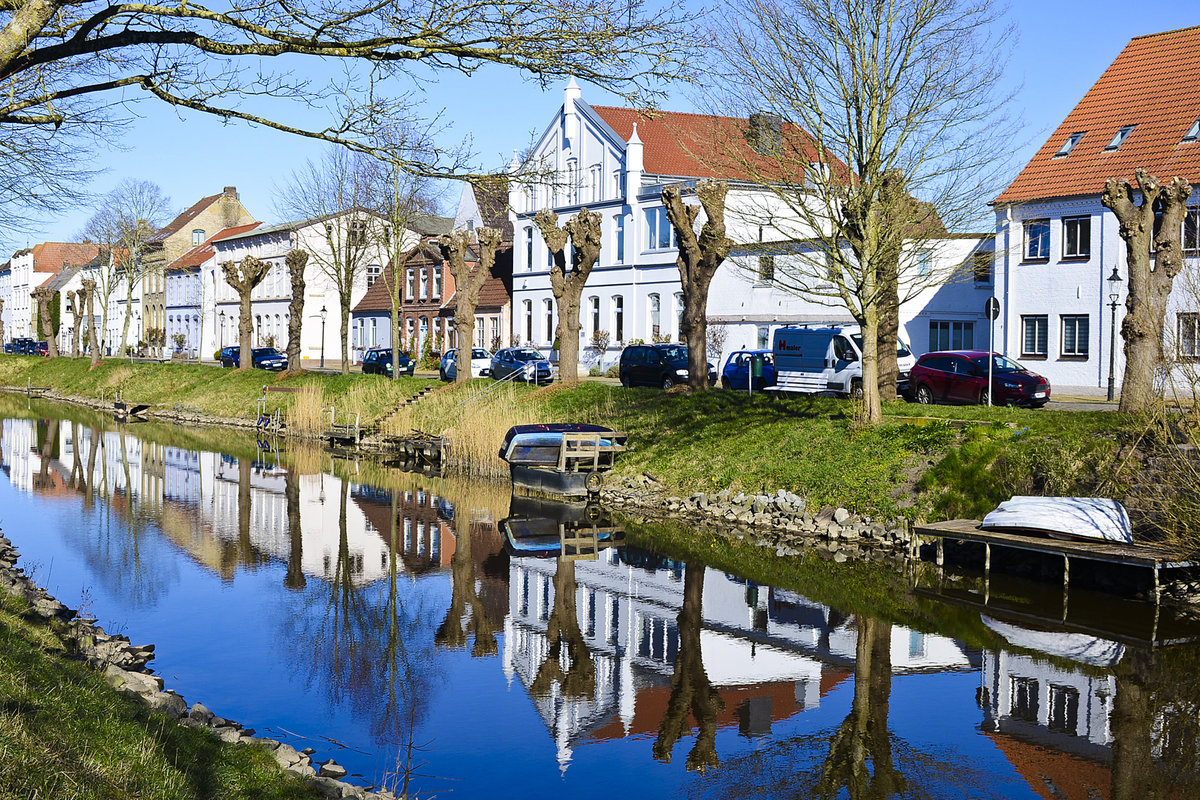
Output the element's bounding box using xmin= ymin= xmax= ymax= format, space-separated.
xmin=656 ymin=345 xmax=687 ymax=361
xmin=471 ymin=349 xmax=490 ymax=359
xmin=970 ymin=354 xmax=1024 ymax=373
xmin=850 ymin=334 xmax=911 ymax=358
xmin=372 ymin=350 xmax=391 ymax=360
xmin=511 ymin=349 xmax=544 ymax=361
xmin=253 ymin=348 xmax=283 ymax=358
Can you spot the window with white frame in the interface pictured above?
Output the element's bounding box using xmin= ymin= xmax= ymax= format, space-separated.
xmin=929 ymin=320 xmax=974 ymax=351
xmin=1021 ymin=315 xmax=1048 ymax=357
xmin=566 ymin=159 xmax=578 ymax=204
xmin=615 ymin=216 xmax=625 ymax=263
xmin=1179 ymin=313 xmax=1200 ymax=358
xmin=1185 ymin=119 xmax=1200 ymax=144
xmin=675 ymin=292 xmax=685 ymax=339
xmin=612 ymin=295 xmax=624 ymax=342
xmin=757 ymin=254 xmax=775 ymax=283
xmin=1024 ymin=219 xmax=1051 ymax=260
xmin=1048 ymin=685 xmax=1079 ymax=735
xmin=1183 ymin=207 xmax=1200 ymax=255
xmin=757 ymin=325 xmax=770 ymax=349
xmin=475 ymin=316 xmax=485 ymax=349
xmin=917 ymin=249 xmax=933 ymax=276
xmin=192 ymin=229 xmax=205 ymax=245
xmin=648 ymin=293 xmax=661 ymax=339
xmin=544 ymin=298 xmax=554 ymax=344
xmin=523 ymin=300 xmax=533 ymax=344
xmin=589 ymin=296 xmax=600 ymax=335
xmin=491 ymin=317 xmax=499 ymax=349
xmin=1062 ymin=216 xmax=1091 ymax=258
xmin=419 ymin=268 xmax=428 ymax=299
xmin=1104 ymin=125 xmax=1135 ymax=152
xmin=406 ymin=268 xmax=415 ymax=300
xmin=612 ymin=170 xmax=625 ymax=199
xmin=1061 ymin=315 xmax=1089 ymax=357
xmin=367 ymin=264 xmax=382 ymax=288
xmin=644 ymin=207 xmax=675 ymax=250
xmin=432 ymin=267 xmax=442 ymax=299
xmin=589 ymin=164 xmax=602 ymax=203
xmin=1053 ymin=132 xmax=1085 ymax=158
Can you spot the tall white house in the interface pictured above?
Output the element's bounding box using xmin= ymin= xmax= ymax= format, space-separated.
xmin=993 ymin=25 xmax=1200 ymax=394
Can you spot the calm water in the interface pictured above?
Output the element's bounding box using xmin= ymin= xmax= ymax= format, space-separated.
xmin=1 ymin=399 xmax=1198 ymax=799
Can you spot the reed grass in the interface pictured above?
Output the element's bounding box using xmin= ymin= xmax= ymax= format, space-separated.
xmin=287 ymin=387 xmax=326 ymax=436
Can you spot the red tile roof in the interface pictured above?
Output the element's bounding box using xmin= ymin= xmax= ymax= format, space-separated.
xmin=591 ymin=106 xmax=831 ymax=183
xmin=150 ymin=187 xmax=240 ymax=243
xmin=29 ymin=242 xmax=101 ymax=273
xmin=996 ymin=25 xmax=1200 ymax=205
xmin=164 ymin=223 xmax=262 ymax=273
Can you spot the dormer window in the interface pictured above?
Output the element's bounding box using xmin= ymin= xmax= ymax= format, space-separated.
xmin=1105 ymin=125 xmax=1136 ymax=152
xmin=1053 ymin=132 xmax=1085 ymax=158
xmin=192 ymin=229 xmax=204 ymax=245
xmin=1184 ymin=119 xmax=1200 ymax=143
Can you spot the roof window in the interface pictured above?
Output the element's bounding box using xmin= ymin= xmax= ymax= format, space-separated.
xmin=1184 ymin=119 xmax=1200 ymax=143
xmin=1104 ymin=125 xmax=1136 ymax=152
xmin=1053 ymin=132 xmax=1085 ymax=158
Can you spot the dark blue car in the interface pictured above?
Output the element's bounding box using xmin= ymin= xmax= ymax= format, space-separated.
xmin=220 ymin=346 xmax=288 ymax=371
xmin=721 ymin=350 xmax=776 ymax=391
xmin=490 ymin=347 xmax=553 ymax=385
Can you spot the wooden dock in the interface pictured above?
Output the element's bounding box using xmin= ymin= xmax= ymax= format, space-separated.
xmin=914 ymin=518 xmax=1199 ymax=603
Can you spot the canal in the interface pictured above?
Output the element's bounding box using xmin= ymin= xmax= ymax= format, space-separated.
xmin=1 ymin=397 xmax=1198 ymax=798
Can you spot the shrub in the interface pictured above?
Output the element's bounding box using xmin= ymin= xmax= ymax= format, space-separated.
xmin=589 ymin=366 xmax=602 ymax=377
xmin=605 ymin=365 xmax=619 ymax=378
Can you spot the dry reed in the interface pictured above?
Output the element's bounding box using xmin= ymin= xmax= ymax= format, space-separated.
xmin=288 ymin=386 xmax=327 ymax=436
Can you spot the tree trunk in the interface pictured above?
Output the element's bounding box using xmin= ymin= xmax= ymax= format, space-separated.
xmin=221 ymin=256 xmax=268 ymax=371
xmin=876 ymin=267 xmax=900 ymax=398
xmin=662 ymin=181 xmax=734 ymax=391
xmin=859 ymin=305 xmax=883 ymax=424
xmin=529 ymin=557 xmax=594 ymax=697
xmin=285 ymin=250 xmax=308 ymax=375
xmin=119 ymin=277 xmax=135 ymax=357
xmin=33 ymin=288 xmax=58 ymax=357
xmin=0 ymin=298 xmax=5 ymax=345
xmin=1102 ymin=169 xmax=1194 ymax=414
xmin=441 ymin=229 xmax=504 ymax=385
xmin=283 ymin=470 xmax=306 ymax=591
xmin=340 ymin=294 xmax=351 ymax=374
xmin=535 ymin=210 xmax=603 ymax=384
xmin=1109 ymin=647 xmax=1156 ymax=800
xmin=70 ymin=290 xmax=84 ymax=358
xmin=83 ymin=280 xmax=101 ymax=368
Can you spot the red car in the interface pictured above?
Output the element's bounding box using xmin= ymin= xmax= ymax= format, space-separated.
xmin=908 ymin=350 xmax=1050 ymax=407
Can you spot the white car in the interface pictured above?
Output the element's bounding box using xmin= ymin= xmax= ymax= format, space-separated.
xmin=439 ymin=347 xmax=492 ymax=380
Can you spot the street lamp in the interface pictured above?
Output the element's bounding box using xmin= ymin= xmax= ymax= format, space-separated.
xmin=1107 ymin=266 xmax=1121 ymax=402
xmin=218 ymin=310 xmax=225 ymax=351
xmin=319 ymin=305 xmax=327 ymax=369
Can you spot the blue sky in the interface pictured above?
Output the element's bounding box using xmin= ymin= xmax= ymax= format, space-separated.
xmin=21 ymin=1 xmax=1200 ymax=248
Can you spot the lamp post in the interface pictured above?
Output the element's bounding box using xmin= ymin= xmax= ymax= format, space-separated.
xmin=319 ymin=305 xmax=327 ymax=369
xmin=1107 ymin=266 xmax=1121 ymax=402
xmin=218 ymin=310 xmax=225 ymax=352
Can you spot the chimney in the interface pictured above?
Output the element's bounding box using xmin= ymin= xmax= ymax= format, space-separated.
xmin=223 ymin=186 xmax=238 ymax=198
xmin=747 ymin=112 xmax=782 ymax=155
xmin=625 ymin=123 xmax=643 ymax=204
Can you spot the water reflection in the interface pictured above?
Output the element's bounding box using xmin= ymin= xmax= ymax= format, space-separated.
xmin=1 ymin=404 xmax=1200 ymax=798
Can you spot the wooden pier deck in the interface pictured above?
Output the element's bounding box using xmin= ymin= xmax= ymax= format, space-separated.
xmin=913 ymin=518 xmax=1199 ymax=603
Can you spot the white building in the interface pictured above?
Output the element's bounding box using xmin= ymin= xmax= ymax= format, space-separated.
xmin=993 ymin=25 xmax=1200 ymax=394
xmin=2 ymin=242 xmax=100 ymax=344
xmin=509 ymin=81 xmax=994 ymax=375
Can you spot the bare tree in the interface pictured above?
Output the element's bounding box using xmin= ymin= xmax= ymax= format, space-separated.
xmin=277 ymin=148 xmax=389 ymax=374
xmin=712 ymin=0 xmax=1016 ymax=423
xmin=32 ymin=287 xmax=57 ymax=357
xmin=284 ymin=250 xmax=308 ymax=375
xmin=222 ymin=255 xmax=269 ymax=371
xmin=439 ymin=229 xmax=504 ymax=384
xmin=534 ymin=208 xmax=602 ymax=383
xmin=81 ymin=278 xmax=100 ymax=367
xmin=0 ymin=298 xmax=5 ymax=345
xmin=69 ymin=289 xmax=85 ymax=358
xmin=663 ymin=182 xmax=734 ymax=391
xmin=1101 ymin=169 xmax=1193 ymax=414
xmin=0 ymin=0 xmax=693 ymax=241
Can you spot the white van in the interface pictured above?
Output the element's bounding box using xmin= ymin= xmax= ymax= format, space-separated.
xmin=770 ymin=324 xmax=916 ymax=397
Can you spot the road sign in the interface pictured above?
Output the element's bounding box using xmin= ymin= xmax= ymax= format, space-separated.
xmin=985 ymin=297 xmax=1001 ymax=320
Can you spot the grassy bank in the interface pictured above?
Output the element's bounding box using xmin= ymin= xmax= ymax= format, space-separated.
xmin=0 ymin=355 xmax=1142 ymax=522
xmin=0 ymin=589 xmax=322 ymax=799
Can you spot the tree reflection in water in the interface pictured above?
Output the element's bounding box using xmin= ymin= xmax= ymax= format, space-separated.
xmin=435 ymin=507 xmax=497 ymax=657
xmin=530 ymin=557 xmax=595 ymax=698
xmin=654 ymin=562 xmax=724 ymax=774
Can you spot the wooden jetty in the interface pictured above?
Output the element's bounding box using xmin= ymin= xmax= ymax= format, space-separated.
xmin=914 ymin=518 xmax=1199 ymax=604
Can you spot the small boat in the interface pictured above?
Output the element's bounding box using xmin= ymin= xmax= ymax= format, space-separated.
xmin=980 ymin=496 xmax=1132 ymax=544
xmin=499 ymin=423 xmax=626 ymax=499
xmin=500 ymin=495 xmax=624 ymax=559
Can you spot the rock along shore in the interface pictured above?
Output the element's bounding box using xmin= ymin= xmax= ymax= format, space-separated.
xmin=0 ymin=531 xmax=400 ymax=799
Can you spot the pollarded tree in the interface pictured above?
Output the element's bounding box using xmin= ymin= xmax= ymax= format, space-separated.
xmin=534 ymin=208 xmax=602 ymax=383
xmin=69 ymin=289 xmax=85 ymax=357
xmin=222 ymin=255 xmax=269 ymax=371
xmin=0 ymin=298 xmax=5 ymax=345
xmin=663 ymin=181 xmax=734 ymax=391
xmin=1101 ymin=169 xmax=1194 ymax=414
xmin=81 ymin=279 xmax=100 ymax=367
xmin=713 ymin=0 xmax=1017 ymax=423
xmin=284 ymin=250 xmax=308 ymax=375
xmin=439 ymin=228 xmax=505 ymax=385
xmin=32 ymin=287 xmax=58 ymax=357
xmin=0 ymin=0 xmax=693 ymax=240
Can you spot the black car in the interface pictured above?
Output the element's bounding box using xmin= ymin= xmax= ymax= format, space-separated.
xmin=619 ymin=343 xmax=716 ymax=389
xmin=219 ymin=346 xmax=288 ymax=371
xmin=361 ymin=348 xmax=415 ymax=376
xmin=7 ymin=337 xmax=35 ymax=355
xmin=490 ymin=347 xmax=554 ymax=385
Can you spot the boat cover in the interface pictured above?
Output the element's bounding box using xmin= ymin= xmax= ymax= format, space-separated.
xmin=982 ymin=615 xmax=1125 ymax=668
xmin=980 ymin=496 xmax=1133 ymax=543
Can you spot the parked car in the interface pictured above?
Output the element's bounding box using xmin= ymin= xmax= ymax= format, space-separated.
xmin=721 ymin=350 xmax=776 ymax=391
xmin=619 ymin=343 xmax=716 ymax=389
xmin=771 ymin=325 xmax=915 ymax=397
xmin=219 ymin=345 xmax=288 ymax=371
xmin=7 ymin=337 xmax=35 ymax=355
xmin=34 ymin=341 xmax=48 ymax=356
xmin=908 ymin=350 xmax=1051 ymax=407
xmin=490 ymin=347 xmax=554 ymax=385
xmin=362 ymin=348 xmax=415 ymax=376
xmin=440 ymin=348 xmax=492 ymax=381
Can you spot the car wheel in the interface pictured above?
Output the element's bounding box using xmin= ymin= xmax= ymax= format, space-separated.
xmin=721 ymin=377 xmax=732 ymax=390
xmin=620 ymin=373 xmax=631 ymax=388
xmin=439 ymin=369 xmax=447 ymax=381
xmin=979 ymin=388 xmax=990 ymax=406
xmin=662 ymin=375 xmax=675 ymax=390
xmin=849 ymin=379 xmax=863 ymax=399
xmin=915 ymin=384 xmax=934 ymax=405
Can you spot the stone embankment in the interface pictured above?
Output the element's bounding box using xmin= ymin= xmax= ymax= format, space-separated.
xmin=601 ymin=474 xmax=920 ymax=564
xmin=0 ymin=532 xmax=396 ymax=800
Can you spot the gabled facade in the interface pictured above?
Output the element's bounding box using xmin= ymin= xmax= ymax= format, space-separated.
xmin=5 ymin=242 xmax=100 ymax=343
xmin=163 ymin=223 xmax=262 ymax=357
xmin=994 ymin=25 xmax=1200 ymax=392
xmin=511 ymin=82 xmax=992 ymax=374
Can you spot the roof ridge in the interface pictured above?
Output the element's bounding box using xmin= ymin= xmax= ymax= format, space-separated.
xmin=1130 ymin=23 xmax=1200 ymax=41
xmin=590 ymin=104 xmax=751 ymax=125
